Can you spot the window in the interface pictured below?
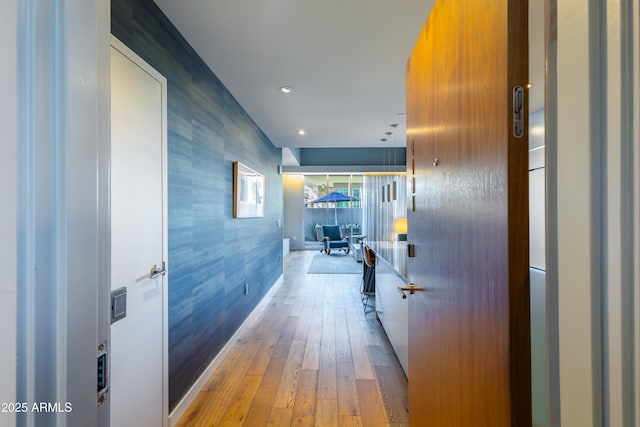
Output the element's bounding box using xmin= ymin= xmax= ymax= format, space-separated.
xmin=302 ymin=174 xmax=363 ymax=242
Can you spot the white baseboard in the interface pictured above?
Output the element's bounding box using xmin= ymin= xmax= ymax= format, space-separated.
xmin=168 ymin=274 xmax=285 ymax=426
xmin=283 ymin=238 xmax=290 ymax=256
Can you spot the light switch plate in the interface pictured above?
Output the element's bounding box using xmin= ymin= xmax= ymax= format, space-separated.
xmin=111 ymin=287 xmax=127 ymax=324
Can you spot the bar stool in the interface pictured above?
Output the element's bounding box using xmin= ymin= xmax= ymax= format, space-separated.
xmin=361 ymin=244 xmax=376 ymax=314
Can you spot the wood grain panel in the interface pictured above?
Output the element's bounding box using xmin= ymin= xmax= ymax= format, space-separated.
xmin=339 ymin=415 xmax=364 ymax=427
xmin=350 ymin=338 xmax=374 ymax=380
xmin=317 ymin=362 xmax=338 ymax=400
xmin=406 ymin=0 xmax=530 ymax=425
xmin=302 ymin=326 xmax=322 ymax=370
xmin=216 ymin=375 xmax=262 ymax=426
xmin=337 ymin=362 xmax=361 ymax=416
xmin=242 ymin=358 xmax=287 ymax=426
xmin=373 ymin=365 xmax=409 ymax=422
xmin=356 ymin=380 xmax=388 ymax=427
xmin=273 ymin=339 xmax=306 ymax=408
xmin=267 ymin=408 xmax=294 ymax=426
xmin=291 ymin=369 xmax=318 ymax=426
xmin=245 ymin=313 xmax=289 ymax=376
xmin=315 ymin=400 xmax=339 ymax=427
xmin=272 ymin=316 xmax=300 ymax=359
xmin=318 ymin=281 xmax=338 ymax=399
xmin=176 ymin=251 xmax=408 ymax=425
xmin=176 ymin=338 xmax=261 ymax=427
xmin=335 ymin=308 xmax=353 ymax=364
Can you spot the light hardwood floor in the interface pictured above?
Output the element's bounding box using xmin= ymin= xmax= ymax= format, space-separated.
xmin=177 ymin=250 xmax=409 ymax=427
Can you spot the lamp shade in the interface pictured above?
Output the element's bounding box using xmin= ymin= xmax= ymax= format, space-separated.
xmin=394 ymin=218 xmax=408 ymax=234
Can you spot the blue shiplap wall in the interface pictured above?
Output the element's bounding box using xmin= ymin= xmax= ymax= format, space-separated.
xmin=112 ymin=0 xmax=283 ymax=410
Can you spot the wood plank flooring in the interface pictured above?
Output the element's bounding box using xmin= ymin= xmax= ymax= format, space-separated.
xmin=176 ymin=250 xmax=409 ymax=426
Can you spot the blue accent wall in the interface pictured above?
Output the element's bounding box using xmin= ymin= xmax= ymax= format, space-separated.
xmin=299 ymin=147 xmax=406 ymax=167
xmin=112 ymin=0 xmax=283 ymax=410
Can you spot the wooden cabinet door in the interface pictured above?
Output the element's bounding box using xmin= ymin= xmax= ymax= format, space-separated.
xmin=406 ymin=1 xmax=530 ymax=425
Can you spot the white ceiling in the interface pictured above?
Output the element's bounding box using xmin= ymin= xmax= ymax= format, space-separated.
xmin=153 ymin=0 xmax=544 ymax=152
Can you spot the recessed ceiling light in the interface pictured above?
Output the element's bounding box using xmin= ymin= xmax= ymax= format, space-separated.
xmin=280 ymin=86 xmax=293 ymax=94
xmin=297 ymin=129 xmax=306 ymax=136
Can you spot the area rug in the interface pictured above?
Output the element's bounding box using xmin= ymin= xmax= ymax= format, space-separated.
xmin=307 ymin=251 xmax=363 ymax=274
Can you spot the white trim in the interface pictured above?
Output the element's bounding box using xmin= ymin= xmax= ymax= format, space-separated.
xmin=0 ymin=1 xmax=18 ymax=423
xmin=606 ymin=2 xmax=624 ymax=425
xmin=633 ymin=0 xmax=640 ymax=421
xmin=161 ymin=54 xmax=169 ymax=427
xmin=109 ymin=35 xmax=169 ymax=427
xmin=550 ymin=1 xmax=640 ymax=424
xmin=96 ymin=0 xmax=111 ymax=424
xmin=544 ymin=0 xmax=561 ymax=424
xmin=552 ymin=1 xmax=599 ymax=425
xmin=15 ymin=1 xmax=110 ymax=424
xmin=168 ymin=274 xmax=285 ymax=426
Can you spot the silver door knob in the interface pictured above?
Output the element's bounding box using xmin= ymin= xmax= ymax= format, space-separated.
xmin=149 ymin=261 xmax=167 ymax=279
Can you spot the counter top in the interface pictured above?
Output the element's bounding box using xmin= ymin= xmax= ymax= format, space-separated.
xmin=366 ymin=240 xmax=408 ymax=279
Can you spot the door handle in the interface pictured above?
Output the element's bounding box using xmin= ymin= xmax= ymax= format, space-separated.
xmin=149 ymin=261 xmax=167 ymax=279
xmin=397 ymin=283 xmax=426 ymax=299
xmin=397 ymin=286 xmax=408 ymax=299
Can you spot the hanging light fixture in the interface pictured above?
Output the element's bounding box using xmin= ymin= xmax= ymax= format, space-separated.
xmin=385 ymin=131 xmax=392 ymax=202
xmin=390 ymin=124 xmax=398 ymax=201
xmin=380 ymin=137 xmax=387 ymax=203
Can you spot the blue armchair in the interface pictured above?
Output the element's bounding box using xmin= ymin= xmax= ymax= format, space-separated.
xmin=320 ymin=225 xmax=350 ymax=255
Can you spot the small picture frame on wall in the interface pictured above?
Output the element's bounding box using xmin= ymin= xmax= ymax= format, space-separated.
xmin=233 ymin=161 xmax=265 ymax=218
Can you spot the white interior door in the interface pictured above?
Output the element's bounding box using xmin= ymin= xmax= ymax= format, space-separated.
xmin=110 ymin=38 xmax=168 ymax=427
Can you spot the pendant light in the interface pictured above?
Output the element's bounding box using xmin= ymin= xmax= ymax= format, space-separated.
xmin=385 ymin=131 xmax=392 ymax=202
xmin=380 ymin=137 xmax=387 ymax=203
xmin=392 ymin=124 xmax=399 ymax=201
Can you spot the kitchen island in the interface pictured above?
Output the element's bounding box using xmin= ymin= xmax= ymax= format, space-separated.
xmin=367 ymin=241 xmax=409 ymax=377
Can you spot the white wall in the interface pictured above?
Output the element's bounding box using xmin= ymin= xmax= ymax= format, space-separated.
xmin=634 ymin=0 xmax=640 ymax=418
xmin=529 ymin=110 xmax=546 ymax=272
xmin=283 ymin=174 xmax=305 ymax=251
xmin=529 ymin=109 xmax=547 ymax=427
xmin=549 ymin=0 xmax=639 ymax=425
xmin=7 ymin=1 xmax=110 ymax=425
xmin=0 ymin=2 xmax=18 ymax=426
xmin=549 ymin=3 xmax=598 ymax=424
